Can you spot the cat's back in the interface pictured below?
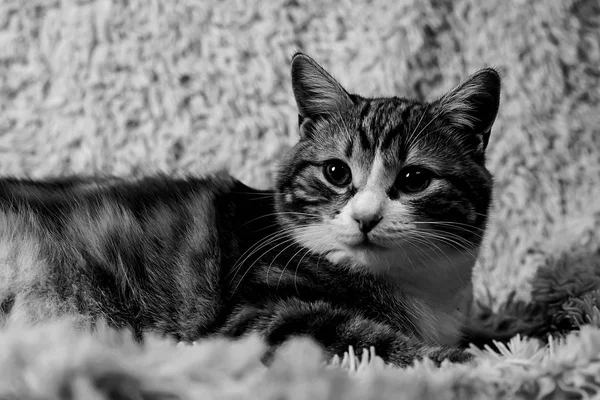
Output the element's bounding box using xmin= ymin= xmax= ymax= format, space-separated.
xmin=0 ymin=172 xmax=247 ymax=334
xmin=0 ymin=173 xmax=236 ymax=257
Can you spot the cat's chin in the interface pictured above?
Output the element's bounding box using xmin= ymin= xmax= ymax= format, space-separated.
xmin=326 ymin=240 xmax=477 ymax=282
xmin=325 ymin=245 xmax=400 ymax=274
xmin=290 ymin=225 xmax=475 ymax=279
xmin=293 ymin=230 xmax=411 ymax=274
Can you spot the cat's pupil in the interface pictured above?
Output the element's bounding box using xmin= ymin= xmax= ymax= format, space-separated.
xmin=397 ymin=168 xmax=432 ymax=193
xmin=323 ymin=160 xmax=352 ymax=187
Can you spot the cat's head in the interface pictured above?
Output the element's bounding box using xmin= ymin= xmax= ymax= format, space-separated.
xmin=275 ymin=53 xmax=499 ymax=285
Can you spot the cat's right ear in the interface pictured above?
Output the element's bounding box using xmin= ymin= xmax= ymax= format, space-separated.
xmin=291 ymin=53 xmax=354 ymax=127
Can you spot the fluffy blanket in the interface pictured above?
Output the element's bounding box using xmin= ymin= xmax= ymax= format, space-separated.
xmin=1 ymin=0 xmax=599 ymax=398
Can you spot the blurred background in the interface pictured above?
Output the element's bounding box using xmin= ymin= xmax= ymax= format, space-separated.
xmin=0 ymin=0 xmax=599 ymax=308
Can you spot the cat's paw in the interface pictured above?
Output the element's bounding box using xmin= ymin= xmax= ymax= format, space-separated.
xmin=427 ymin=346 xmax=473 ymax=365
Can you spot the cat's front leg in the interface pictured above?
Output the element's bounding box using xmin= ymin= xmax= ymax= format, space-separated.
xmin=222 ymin=298 xmax=470 ymax=367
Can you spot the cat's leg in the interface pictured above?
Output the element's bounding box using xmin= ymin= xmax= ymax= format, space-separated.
xmin=222 ymin=298 xmax=471 ymax=367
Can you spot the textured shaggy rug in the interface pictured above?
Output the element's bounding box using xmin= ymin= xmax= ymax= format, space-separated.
xmin=1 ymin=318 xmax=600 ymax=400
xmin=1 ymin=0 xmax=600 ymax=398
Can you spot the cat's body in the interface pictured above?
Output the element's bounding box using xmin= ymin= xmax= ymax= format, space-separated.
xmin=0 ymin=174 xmax=256 ymax=340
xmin=0 ymin=53 xmax=501 ymax=366
xmin=0 ymin=174 xmax=468 ymax=364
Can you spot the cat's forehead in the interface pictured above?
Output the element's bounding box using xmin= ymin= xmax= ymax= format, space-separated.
xmin=307 ymin=96 xmax=453 ymax=175
xmin=358 ymin=97 xmax=421 ymax=127
xmin=347 ymin=97 xmax=427 ymax=163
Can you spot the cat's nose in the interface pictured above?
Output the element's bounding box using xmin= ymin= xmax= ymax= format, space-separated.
xmin=351 ymin=189 xmax=384 ymax=234
xmin=355 ymin=216 xmax=382 ymax=233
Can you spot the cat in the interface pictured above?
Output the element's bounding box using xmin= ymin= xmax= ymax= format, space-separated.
xmin=0 ymin=53 xmax=500 ymax=367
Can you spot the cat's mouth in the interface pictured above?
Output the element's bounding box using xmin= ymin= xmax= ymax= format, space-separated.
xmin=346 ymin=235 xmax=386 ymax=251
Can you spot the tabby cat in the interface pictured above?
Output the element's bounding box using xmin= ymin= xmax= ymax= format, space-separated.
xmin=0 ymin=53 xmax=500 ymax=367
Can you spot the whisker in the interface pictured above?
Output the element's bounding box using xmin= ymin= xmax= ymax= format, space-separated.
xmin=230 ymin=229 xmax=317 ymax=295
xmin=228 ymin=234 xmax=292 ymax=285
xmin=237 ymin=211 xmax=322 ymax=230
xmin=437 ymin=229 xmax=481 ymax=247
xmin=415 ymin=222 xmax=486 ymax=241
xmin=415 ymin=219 xmax=487 ymax=231
xmin=417 ymin=230 xmax=477 ymax=254
xmin=415 ymin=220 xmax=487 ymax=231
xmin=230 ymin=192 xmax=275 ymax=199
xmin=266 ymin=229 xmax=326 ymax=288
xmin=328 ymin=106 xmax=353 ymax=141
xmin=414 ymin=110 xmax=441 ymax=139
xmin=405 ymin=104 xmax=430 ymax=155
xmin=229 ymin=239 xmax=292 ymax=296
xmin=404 ymin=235 xmax=456 ymax=270
xmin=227 ymin=230 xmax=287 ymax=278
xmin=421 ymin=235 xmax=462 ymax=275
xmin=294 ymin=248 xmax=313 ymax=295
xmin=231 ymin=226 xmax=324 ymax=277
xmin=228 ymin=225 xmax=310 ymax=280
xmin=276 ymin=245 xmax=308 ymax=292
xmin=421 ymin=228 xmax=481 ymax=248
xmin=265 ymin=236 xmax=302 ymax=284
xmin=231 ymin=191 xmax=274 ymax=196
xmin=410 ymin=104 xmax=430 ymax=138
xmin=397 ymin=238 xmax=426 ymax=272
xmin=415 ymin=230 xmax=469 ymax=251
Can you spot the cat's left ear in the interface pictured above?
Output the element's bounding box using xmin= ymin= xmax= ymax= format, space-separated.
xmin=291 ymin=53 xmax=354 ymax=125
xmin=437 ymin=68 xmax=501 ymax=154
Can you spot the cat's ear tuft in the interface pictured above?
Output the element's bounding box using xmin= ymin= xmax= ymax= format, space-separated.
xmin=437 ymin=68 xmax=501 ymax=153
xmin=291 ymin=53 xmax=354 ymax=122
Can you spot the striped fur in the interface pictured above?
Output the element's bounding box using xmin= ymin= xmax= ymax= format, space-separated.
xmin=0 ymin=54 xmax=500 ymax=367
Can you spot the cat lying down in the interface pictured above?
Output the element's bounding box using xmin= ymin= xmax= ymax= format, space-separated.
xmin=0 ymin=53 xmax=500 ymax=367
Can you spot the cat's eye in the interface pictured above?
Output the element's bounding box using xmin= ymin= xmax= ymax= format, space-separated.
xmin=396 ymin=167 xmax=432 ymax=193
xmin=323 ymin=160 xmax=352 ymax=187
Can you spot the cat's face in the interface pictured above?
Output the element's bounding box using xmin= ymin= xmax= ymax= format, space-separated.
xmin=276 ymin=53 xmax=499 ymax=282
